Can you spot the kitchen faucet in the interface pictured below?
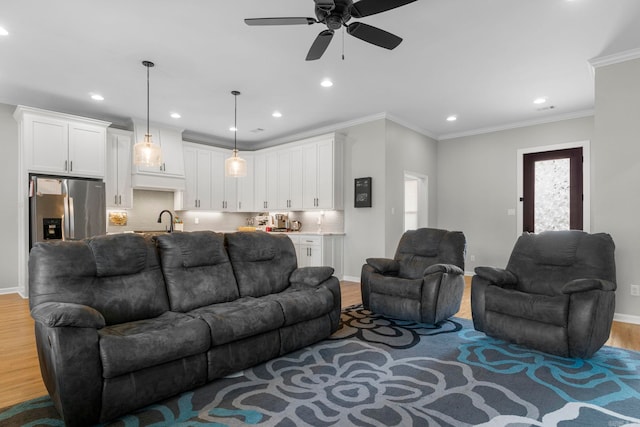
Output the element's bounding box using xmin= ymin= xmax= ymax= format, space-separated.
xmin=157 ymin=210 xmax=174 ymax=233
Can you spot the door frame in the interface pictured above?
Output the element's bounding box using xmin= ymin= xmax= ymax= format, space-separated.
xmin=516 ymin=140 xmax=590 ymax=236
xmin=403 ymin=171 xmax=428 ymax=230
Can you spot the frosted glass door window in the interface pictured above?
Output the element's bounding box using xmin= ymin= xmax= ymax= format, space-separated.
xmin=404 ymin=179 xmax=418 ymax=231
xmin=534 ymin=159 xmax=570 ymax=232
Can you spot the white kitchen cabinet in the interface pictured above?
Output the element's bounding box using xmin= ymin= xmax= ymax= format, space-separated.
xmin=302 ymin=135 xmax=343 ymax=210
xmin=236 ymin=153 xmax=254 ymax=212
xmin=288 ymin=234 xmax=344 ymax=279
xmin=182 ymin=145 xmax=213 ymax=210
xmin=14 ymin=106 xmax=109 ymax=178
xmin=211 ymin=150 xmax=237 ymax=212
xmin=106 ymin=129 xmax=133 ymax=209
xmin=132 ymin=123 xmax=185 ymax=177
xmin=254 ymin=151 xmax=278 ymax=211
xmin=276 ymin=147 xmax=303 ymax=210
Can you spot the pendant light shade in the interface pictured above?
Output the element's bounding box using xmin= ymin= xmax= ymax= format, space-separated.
xmin=225 ymin=90 xmax=247 ymax=177
xmin=133 ymin=60 xmax=163 ymax=167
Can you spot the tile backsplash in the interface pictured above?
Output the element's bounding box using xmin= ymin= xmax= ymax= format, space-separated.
xmin=107 ymin=189 xmax=345 ymax=234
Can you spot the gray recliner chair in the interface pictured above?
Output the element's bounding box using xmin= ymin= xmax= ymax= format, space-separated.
xmin=361 ymin=228 xmax=466 ymax=324
xmin=471 ymin=230 xmax=616 ymax=358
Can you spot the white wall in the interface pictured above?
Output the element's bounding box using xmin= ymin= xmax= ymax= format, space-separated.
xmin=0 ymin=104 xmax=19 ymax=292
xmin=593 ymin=58 xmax=640 ymax=320
xmin=341 ymin=119 xmax=386 ymax=279
xmin=384 ymin=120 xmax=439 ymax=257
xmin=437 ymin=116 xmax=594 ymax=273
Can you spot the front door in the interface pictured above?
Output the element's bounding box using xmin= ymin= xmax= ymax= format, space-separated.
xmin=522 ymin=147 xmax=583 ymax=233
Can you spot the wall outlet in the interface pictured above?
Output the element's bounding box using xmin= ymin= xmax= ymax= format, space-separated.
xmin=631 ymin=284 xmax=640 ymax=297
xmin=470 ymin=255 xmax=476 ymax=262
xmin=194 ymin=217 xmax=199 ymax=225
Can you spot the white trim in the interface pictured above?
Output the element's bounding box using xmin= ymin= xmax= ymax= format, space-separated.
xmin=589 ymin=48 xmax=640 ymax=69
xmin=385 ymin=114 xmax=439 ymax=140
xmin=0 ymin=287 xmax=24 ymax=296
xmin=516 ymin=140 xmax=591 ymax=237
xmin=438 ymin=110 xmax=594 ymax=141
xmin=343 ymin=275 xmax=360 ymax=283
xmin=613 ymin=313 xmax=640 ymax=326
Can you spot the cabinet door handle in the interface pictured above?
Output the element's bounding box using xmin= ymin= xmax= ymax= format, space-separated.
xmin=239 ymin=201 xmax=242 ymax=210
xmin=118 ymin=195 xmax=122 ymax=205
xmin=115 ymin=195 xmax=118 ymax=204
xmin=70 ymin=161 xmax=73 ymax=172
xmin=64 ymin=160 xmax=68 ymax=171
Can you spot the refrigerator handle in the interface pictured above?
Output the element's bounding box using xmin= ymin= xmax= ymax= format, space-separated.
xmin=62 ymin=180 xmax=75 ymax=240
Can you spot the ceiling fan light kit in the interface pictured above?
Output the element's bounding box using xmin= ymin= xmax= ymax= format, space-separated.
xmin=133 ymin=60 xmax=163 ymax=167
xmin=245 ymin=0 xmax=417 ymax=60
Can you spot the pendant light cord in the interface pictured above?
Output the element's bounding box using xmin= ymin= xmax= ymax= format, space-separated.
xmin=231 ymin=90 xmax=240 ymax=152
xmin=146 ymin=64 xmax=150 ymax=136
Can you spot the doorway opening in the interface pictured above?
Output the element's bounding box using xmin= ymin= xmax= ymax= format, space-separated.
xmin=404 ymin=172 xmax=428 ymax=232
xmin=517 ymin=141 xmax=590 ymax=234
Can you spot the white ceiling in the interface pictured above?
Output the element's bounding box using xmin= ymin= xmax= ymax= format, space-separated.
xmin=1 ymin=0 xmax=640 ymax=149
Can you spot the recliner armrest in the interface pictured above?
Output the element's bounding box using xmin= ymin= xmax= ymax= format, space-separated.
xmin=31 ymin=302 xmax=106 ymax=329
xmin=423 ymin=263 xmax=463 ymax=276
xmin=366 ymin=258 xmax=400 ymax=274
xmin=290 ymin=266 xmax=335 ymax=287
xmin=474 ymin=266 xmax=518 ymax=287
xmin=562 ymin=278 xmax=617 ymax=294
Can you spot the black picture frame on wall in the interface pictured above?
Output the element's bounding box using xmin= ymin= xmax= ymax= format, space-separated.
xmin=354 ymin=177 xmax=372 ymax=208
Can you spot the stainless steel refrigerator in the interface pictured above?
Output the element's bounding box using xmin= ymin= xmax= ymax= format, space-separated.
xmin=29 ymin=175 xmax=106 ymax=247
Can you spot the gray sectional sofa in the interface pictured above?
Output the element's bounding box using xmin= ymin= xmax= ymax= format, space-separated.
xmin=28 ymin=230 xmax=341 ymax=426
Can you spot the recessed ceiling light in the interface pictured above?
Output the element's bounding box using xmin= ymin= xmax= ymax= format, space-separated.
xmin=90 ymin=93 xmax=104 ymax=101
xmin=0 ymin=27 xmax=8 ymax=36
xmin=170 ymin=112 xmax=181 ymax=119
xmin=321 ymin=78 xmax=333 ymax=88
xmin=533 ymin=97 xmax=547 ymax=105
xmin=446 ymin=115 xmax=457 ymax=122
xmin=272 ymin=111 xmax=282 ymax=118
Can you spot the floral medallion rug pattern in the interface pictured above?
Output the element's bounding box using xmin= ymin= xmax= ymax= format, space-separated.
xmin=2 ymin=305 xmax=640 ymax=426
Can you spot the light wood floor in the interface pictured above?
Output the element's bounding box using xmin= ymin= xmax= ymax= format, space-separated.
xmin=1 ymin=279 xmax=638 ymax=409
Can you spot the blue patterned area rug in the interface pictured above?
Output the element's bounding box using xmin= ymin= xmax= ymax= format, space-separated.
xmin=2 ymin=305 xmax=640 ymax=426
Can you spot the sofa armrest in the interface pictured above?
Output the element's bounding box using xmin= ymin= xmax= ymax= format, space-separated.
xmin=424 ymin=263 xmax=463 ymax=276
xmin=31 ymin=302 xmax=105 ymax=329
xmin=562 ymin=278 xmax=617 ymax=294
xmin=366 ymin=258 xmax=400 ymax=275
xmin=474 ymin=267 xmax=518 ymax=287
xmin=290 ymin=266 xmax=335 ymax=288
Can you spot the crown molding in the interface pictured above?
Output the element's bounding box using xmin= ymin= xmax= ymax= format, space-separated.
xmin=589 ymin=48 xmax=640 ymax=69
xmin=438 ymin=110 xmax=594 ymax=141
xmin=384 ymin=114 xmax=439 ymax=140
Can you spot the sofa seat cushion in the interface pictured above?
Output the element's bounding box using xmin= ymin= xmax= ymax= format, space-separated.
xmin=261 ymin=287 xmax=335 ymax=326
xmin=485 ymin=286 xmax=569 ymax=327
xmin=369 ymin=274 xmax=423 ymax=300
xmin=189 ymin=297 xmax=285 ymax=346
xmin=98 ymin=311 xmax=210 ymax=379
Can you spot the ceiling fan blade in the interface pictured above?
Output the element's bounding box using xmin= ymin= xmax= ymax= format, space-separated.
xmin=244 ymin=17 xmax=317 ymax=26
xmin=350 ymin=0 xmax=417 ymax=18
xmin=306 ymin=30 xmax=334 ymax=61
xmin=347 ymin=22 xmax=402 ymax=50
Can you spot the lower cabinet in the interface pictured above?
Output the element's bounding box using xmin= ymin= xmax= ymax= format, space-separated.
xmin=289 ymin=234 xmax=343 ymax=279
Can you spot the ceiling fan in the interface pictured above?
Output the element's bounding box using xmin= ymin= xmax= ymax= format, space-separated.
xmin=245 ymin=0 xmax=417 ymax=61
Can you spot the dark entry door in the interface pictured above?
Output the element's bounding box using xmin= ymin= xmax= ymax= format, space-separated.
xmin=522 ymin=147 xmax=583 ymax=233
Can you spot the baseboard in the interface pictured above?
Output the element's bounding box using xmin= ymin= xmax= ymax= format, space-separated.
xmin=614 ymin=313 xmax=640 ymax=325
xmin=0 ymin=286 xmax=26 ymax=298
xmin=343 ymin=275 xmax=360 ymax=283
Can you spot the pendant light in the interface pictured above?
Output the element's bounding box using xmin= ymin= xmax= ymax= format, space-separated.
xmin=133 ymin=60 xmax=163 ymax=167
xmin=225 ymin=90 xmax=247 ymax=177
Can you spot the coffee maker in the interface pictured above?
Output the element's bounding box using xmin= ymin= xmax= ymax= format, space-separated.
xmin=273 ymin=214 xmax=288 ymax=231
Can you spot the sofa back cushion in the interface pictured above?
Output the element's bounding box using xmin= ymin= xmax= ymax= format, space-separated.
xmin=155 ymin=231 xmax=239 ymax=312
xmin=225 ymin=232 xmax=297 ymax=297
xmin=507 ymin=230 xmax=616 ymax=296
xmin=29 ymin=233 xmax=169 ymax=325
xmin=394 ymin=228 xmax=466 ymax=279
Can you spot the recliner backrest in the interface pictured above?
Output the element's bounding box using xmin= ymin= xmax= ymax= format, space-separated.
xmin=29 ymin=233 xmax=169 ymax=325
xmin=225 ymin=231 xmax=298 ymax=297
xmin=393 ymin=228 xmax=466 ymax=279
xmin=155 ymin=231 xmax=240 ymax=312
xmin=506 ymin=230 xmax=616 ymax=296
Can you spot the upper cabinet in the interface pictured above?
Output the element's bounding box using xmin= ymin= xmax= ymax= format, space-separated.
xmin=14 ymin=106 xmax=110 ymax=178
xmin=105 ymin=129 xmax=133 ymax=209
xmin=131 ymin=120 xmax=185 ymax=190
xmin=301 ymin=134 xmax=343 ymax=210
